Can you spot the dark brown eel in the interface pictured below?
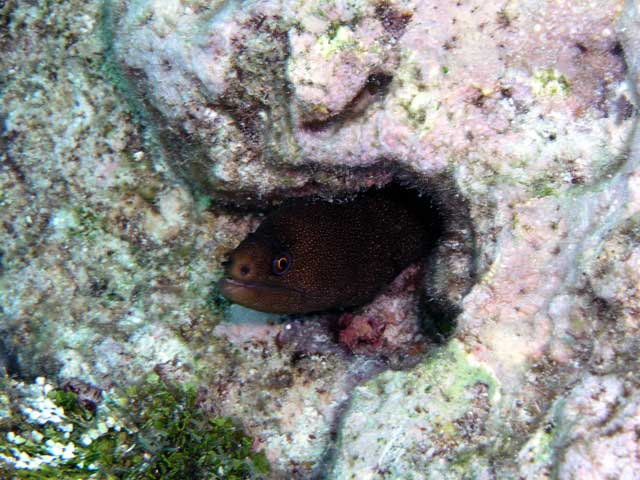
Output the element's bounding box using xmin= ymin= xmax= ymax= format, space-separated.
xmin=218 ymin=188 xmax=436 ymax=314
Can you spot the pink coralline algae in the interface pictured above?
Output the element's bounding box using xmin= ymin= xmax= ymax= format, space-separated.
xmin=339 ymin=313 xmax=388 ymax=351
xmin=110 ymin=0 xmax=634 ymax=201
xmin=2 ymin=0 xmax=638 ymax=478
xmin=338 ymin=264 xmax=425 ymax=356
xmin=104 ymin=0 xmax=640 ymax=476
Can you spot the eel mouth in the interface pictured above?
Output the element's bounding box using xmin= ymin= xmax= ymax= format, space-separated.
xmin=217 ymin=277 xmax=313 ymax=313
xmin=218 ymin=277 xmax=303 ymax=295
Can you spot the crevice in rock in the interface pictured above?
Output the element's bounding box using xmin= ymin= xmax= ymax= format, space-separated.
xmin=610 ymin=40 xmax=627 ymax=75
xmin=214 ymin=167 xmax=478 ymax=351
xmin=0 ymin=335 xmax=21 ymax=378
xmin=301 ymin=72 xmax=394 ymax=132
xmin=311 ymin=357 xmax=389 ymax=480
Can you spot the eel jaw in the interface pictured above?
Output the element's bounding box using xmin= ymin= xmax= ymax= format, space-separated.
xmin=217 ymin=277 xmax=315 ymax=314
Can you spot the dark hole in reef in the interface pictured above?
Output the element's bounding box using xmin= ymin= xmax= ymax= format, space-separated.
xmin=575 ymin=42 xmax=588 ymax=54
xmin=390 ymin=174 xmax=476 ymax=345
xmin=610 ymin=40 xmax=628 ymax=75
xmin=0 ymin=336 xmax=21 ymax=378
xmin=610 ymin=40 xmax=624 ymax=59
xmin=500 ymin=87 xmax=513 ymax=99
xmin=420 ymin=295 xmax=461 ymax=343
xmin=211 ymin=172 xmax=477 ymax=347
xmin=615 ymin=95 xmax=636 ymax=124
xmin=364 ymin=72 xmax=393 ymax=95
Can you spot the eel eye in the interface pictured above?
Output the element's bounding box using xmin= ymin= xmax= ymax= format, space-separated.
xmin=272 ymin=253 xmax=291 ymax=275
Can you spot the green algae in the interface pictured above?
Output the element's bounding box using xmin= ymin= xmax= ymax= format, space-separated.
xmin=205 ymin=274 xmax=232 ymax=315
xmin=403 ymin=340 xmax=500 ymax=420
xmin=517 ymin=424 xmax=557 ymax=474
xmin=394 ymin=55 xmax=443 ymax=132
xmin=99 ymin=1 xmax=149 ymax=124
xmin=66 ymin=206 xmax=107 ymax=240
xmin=318 ymin=25 xmax=359 ymax=58
xmin=532 ymin=69 xmax=571 ymax=97
xmin=528 ymin=175 xmax=558 ymax=198
xmin=332 ymin=340 xmax=502 ymax=478
xmin=516 ymin=397 xmax=572 ymax=478
xmin=0 ymin=375 xmax=269 ymax=479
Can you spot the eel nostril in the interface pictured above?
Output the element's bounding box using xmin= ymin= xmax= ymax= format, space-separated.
xmin=221 ymin=259 xmax=231 ymax=268
xmin=240 ymin=265 xmax=250 ymax=276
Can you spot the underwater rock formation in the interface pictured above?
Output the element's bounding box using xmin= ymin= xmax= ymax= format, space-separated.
xmin=0 ymin=0 xmax=639 ymax=478
xmin=110 ymin=0 xmax=633 ymax=201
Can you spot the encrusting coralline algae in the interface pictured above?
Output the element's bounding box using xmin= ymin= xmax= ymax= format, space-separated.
xmin=1 ymin=0 xmax=639 ymax=478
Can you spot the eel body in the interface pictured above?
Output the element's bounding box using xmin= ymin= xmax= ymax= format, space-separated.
xmin=218 ymin=189 xmax=435 ymax=314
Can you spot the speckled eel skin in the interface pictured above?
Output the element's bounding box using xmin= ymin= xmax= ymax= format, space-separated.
xmin=219 ymin=188 xmax=438 ymax=314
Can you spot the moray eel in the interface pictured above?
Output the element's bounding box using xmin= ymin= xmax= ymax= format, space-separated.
xmin=218 ymin=188 xmax=436 ymax=314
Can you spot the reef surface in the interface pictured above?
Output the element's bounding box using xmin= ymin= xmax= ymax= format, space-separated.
xmin=1 ymin=0 xmax=639 ymax=478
